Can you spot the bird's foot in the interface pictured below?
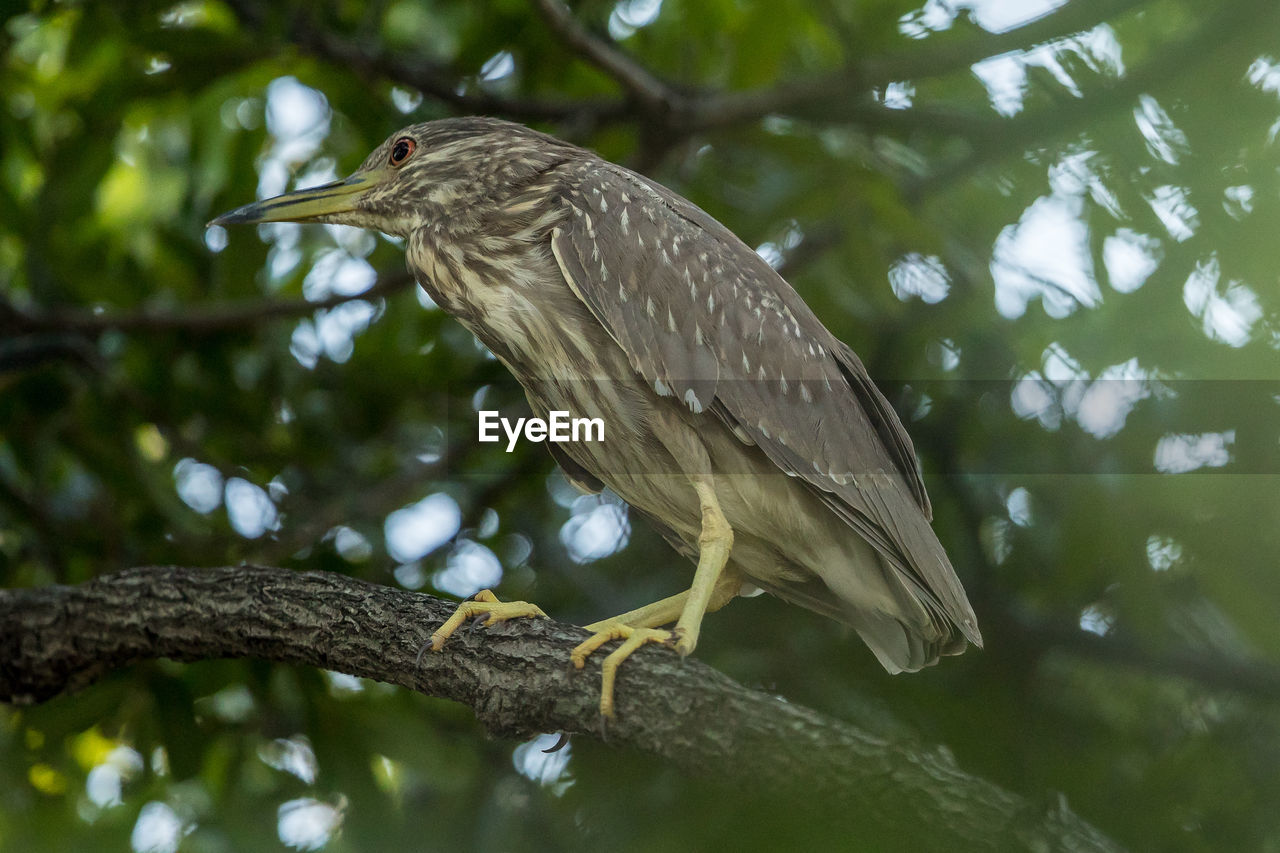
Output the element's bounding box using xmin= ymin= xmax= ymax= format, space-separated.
xmin=429 ymin=589 xmax=547 ymax=651
xmin=571 ymin=621 xmax=673 ymax=718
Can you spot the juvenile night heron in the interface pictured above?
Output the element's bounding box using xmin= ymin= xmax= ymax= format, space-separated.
xmin=213 ymin=117 xmax=982 ymax=717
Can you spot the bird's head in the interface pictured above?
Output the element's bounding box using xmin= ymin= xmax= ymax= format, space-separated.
xmin=210 ymin=117 xmax=575 ymax=238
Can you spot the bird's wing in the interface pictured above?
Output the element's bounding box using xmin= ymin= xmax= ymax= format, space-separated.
xmin=546 ymin=441 xmax=604 ymax=495
xmin=549 ymin=161 xmax=980 ymax=646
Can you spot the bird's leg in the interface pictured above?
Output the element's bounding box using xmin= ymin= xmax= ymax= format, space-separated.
xmin=429 ymin=589 xmax=547 ymax=651
xmin=672 ymin=475 xmax=735 ymax=656
xmin=572 ymin=567 xmax=742 ymax=718
xmin=583 ymin=590 xmax=690 ymax=632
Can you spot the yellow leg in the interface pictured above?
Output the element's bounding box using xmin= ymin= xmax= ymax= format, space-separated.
xmin=429 ymin=589 xmax=547 ymax=651
xmin=584 ymin=573 xmax=740 ymax=634
xmin=584 ymin=590 xmax=689 ymax=632
xmin=672 ymin=476 xmax=734 ymax=656
xmin=572 ymin=482 xmax=739 ymax=717
xmin=430 ymin=467 xmax=738 ymax=720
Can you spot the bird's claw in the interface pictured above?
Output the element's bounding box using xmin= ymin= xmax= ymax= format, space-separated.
xmin=429 ymin=589 xmax=547 ymax=652
xmin=672 ymin=626 xmax=697 ymax=657
xmin=542 ymin=732 xmax=572 ymax=754
xmin=571 ymin=623 xmax=673 ymax=719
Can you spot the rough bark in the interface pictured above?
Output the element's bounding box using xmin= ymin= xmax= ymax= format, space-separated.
xmin=0 ymin=565 xmax=1120 ymax=852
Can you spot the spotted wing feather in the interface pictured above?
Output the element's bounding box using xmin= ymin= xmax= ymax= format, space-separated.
xmin=549 ymin=161 xmax=981 ymax=648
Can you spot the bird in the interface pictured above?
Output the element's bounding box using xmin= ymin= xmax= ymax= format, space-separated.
xmin=212 ymin=116 xmax=982 ymax=718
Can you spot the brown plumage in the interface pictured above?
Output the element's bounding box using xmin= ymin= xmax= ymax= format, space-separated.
xmin=213 ymin=117 xmax=981 ymax=713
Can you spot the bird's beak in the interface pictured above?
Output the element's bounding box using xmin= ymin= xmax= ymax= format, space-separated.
xmin=208 ymin=172 xmax=378 ymax=227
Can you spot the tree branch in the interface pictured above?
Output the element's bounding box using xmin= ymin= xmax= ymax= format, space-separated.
xmin=520 ymin=0 xmax=1162 ymax=148
xmin=0 ymin=272 xmax=416 ymax=339
xmin=221 ymin=0 xmax=1248 ymax=192
xmin=291 ymin=15 xmax=625 ymax=125
xmin=1016 ymin=617 xmax=1280 ymax=700
xmin=531 ymin=0 xmax=675 ymax=112
xmin=1 ymin=565 xmax=1119 ymax=851
xmin=909 ymin=0 xmax=1267 ymax=195
xmin=220 ymin=0 xmax=627 ymax=126
xmin=861 ymin=0 xmax=1153 ymax=85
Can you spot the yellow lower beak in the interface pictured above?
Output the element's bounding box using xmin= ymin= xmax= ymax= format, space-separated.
xmin=209 ymin=173 xmax=376 ymax=226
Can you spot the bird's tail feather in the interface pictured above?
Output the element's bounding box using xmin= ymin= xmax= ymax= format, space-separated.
xmin=746 ymin=570 xmax=968 ymax=672
xmin=844 ymin=607 xmax=967 ymax=673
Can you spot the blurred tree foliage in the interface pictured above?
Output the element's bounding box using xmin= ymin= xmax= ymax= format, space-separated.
xmin=2 ymin=0 xmax=1279 ymax=850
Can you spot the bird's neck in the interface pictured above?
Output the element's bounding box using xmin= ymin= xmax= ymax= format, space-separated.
xmin=405 ymin=214 xmax=630 ymax=387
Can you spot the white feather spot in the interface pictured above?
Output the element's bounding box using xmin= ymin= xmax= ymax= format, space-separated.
xmin=779 ymin=376 xmax=788 ymax=395
xmin=799 ymin=383 xmax=812 ymax=403
xmin=646 ymin=296 xmax=656 ymax=318
xmin=620 ymin=208 xmax=630 ymax=234
xmin=667 ymin=309 xmax=678 ymax=333
xmin=694 ymin=325 xmax=704 ymax=347
xmin=741 ymin=353 xmax=750 ymax=372
xmin=655 ymin=378 xmax=671 ymax=396
xmin=827 ymin=467 xmax=855 ymax=486
xmin=706 ymin=293 xmax=714 ymax=311
xmin=683 ymin=388 xmax=703 ymax=413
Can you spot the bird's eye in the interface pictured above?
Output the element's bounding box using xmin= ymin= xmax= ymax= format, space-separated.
xmin=389 ymin=138 xmax=415 ymax=167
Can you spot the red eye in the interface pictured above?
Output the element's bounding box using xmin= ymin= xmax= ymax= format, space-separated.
xmin=389 ymin=137 xmax=415 ymax=167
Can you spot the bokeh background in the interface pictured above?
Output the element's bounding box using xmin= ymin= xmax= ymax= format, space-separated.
xmin=3 ymin=0 xmax=1279 ymax=849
